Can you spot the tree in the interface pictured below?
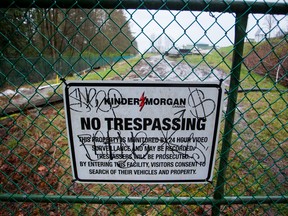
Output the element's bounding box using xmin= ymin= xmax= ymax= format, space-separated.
xmin=1 ymin=8 xmax=138 ymax=57
xmin=0 ymin=8 xmax=35 ymax=57
xmin=101 ymin=9 xmax=138 ymax=55
xmin=263 ymin=14 xmax=276 ymax=38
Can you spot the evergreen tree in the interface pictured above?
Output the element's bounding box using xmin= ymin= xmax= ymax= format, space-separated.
xmin=101 ymin=9 xmax=138 ymax=55
xmin=0 ymin=8 xmax=35 ymax=57
xmin=1 ymin=8 xmax=138 ymax=57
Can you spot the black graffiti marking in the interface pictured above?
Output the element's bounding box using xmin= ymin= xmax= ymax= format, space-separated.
xmin=77 ymin=130 xmax=151 ymax=169
xmin=96 ymin=88 xmax=123 ymax=114
xmin=188 ymin=88 xmax=216 ymax=119
xmin=174 ymin=109 xmax=186 ymax=119
xmin=69 ymin=87 xmax=123 ymax=113
xmin=129 ymin=131 xmax=150 ymax=159
xmin=158 ymin=130 xmax=207 ymax=165
xmin=69 ymin=88 xmax=97 ymax=112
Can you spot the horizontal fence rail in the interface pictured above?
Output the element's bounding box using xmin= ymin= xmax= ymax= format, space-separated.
xmin=2 ymin=0 xmax=287 ymax=14
xmin=0 ymin=194 xmax=287 ymax=205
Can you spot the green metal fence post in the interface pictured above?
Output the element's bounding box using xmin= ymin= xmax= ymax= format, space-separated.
xmin=212 ymin=12 xmax=249 ymax=216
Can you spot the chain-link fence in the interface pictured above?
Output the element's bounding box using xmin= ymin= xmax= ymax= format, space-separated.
xmin=0 ymin=0 xmax=287 ymax=215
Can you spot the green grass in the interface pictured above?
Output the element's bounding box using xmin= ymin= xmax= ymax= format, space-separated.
xmin=183 ymin=46 xmax=233 ymax=73
xmin=82 ymin=53 xmax=155 ymax=81
xmin=184 ymin=44 xmax=286 ymax=89
xmin=183 ymin=44 xmax=288 ymax=214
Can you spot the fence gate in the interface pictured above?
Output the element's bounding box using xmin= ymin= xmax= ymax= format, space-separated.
xmin=0 ymin=0 xmax=287 ymax=215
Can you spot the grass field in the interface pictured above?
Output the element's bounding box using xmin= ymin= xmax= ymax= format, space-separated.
xmin=185 ymin=44 xmax=287 ymax=203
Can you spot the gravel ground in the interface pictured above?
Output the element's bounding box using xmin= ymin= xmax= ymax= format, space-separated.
xmin=0 ymin=84 xmax=59 ymax=109
xmin=114 ymin=55 xmax=229 ymax=86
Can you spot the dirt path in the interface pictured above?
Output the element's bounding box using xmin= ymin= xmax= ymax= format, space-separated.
xmin=115 ymin=55 xmax=229 ymax=86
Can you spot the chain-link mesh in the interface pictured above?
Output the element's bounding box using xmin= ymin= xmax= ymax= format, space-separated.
xmin=0 ymin=0 xmax=287 ymax=215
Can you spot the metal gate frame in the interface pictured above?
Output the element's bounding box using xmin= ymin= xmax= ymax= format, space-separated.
xmin=0 ymin=1 xmax=287 ymax=215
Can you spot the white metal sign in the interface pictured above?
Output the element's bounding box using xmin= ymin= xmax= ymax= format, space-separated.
xmin=63 ymin=81 xmax=224 ymax=183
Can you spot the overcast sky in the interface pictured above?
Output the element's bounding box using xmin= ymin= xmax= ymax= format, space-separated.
xmin=126 ymin=0 xmax=287 ymax=53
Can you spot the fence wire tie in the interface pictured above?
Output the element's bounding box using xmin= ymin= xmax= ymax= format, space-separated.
xmin=91 ymin=66 xmax=101 ymax=76
xmin=219 ymin=79 xmax=224 ymax=87
xmin=93 ymin=66 xmax=101 ymax=70
xmin=60 ymin=77 xmax=68 ymax=86
xmin=209 ymin=11 xmax=216 ymax=18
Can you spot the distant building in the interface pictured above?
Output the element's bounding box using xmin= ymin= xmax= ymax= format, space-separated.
xmin=183 ymin=43 xmax=212 ymax=50
xmin=165 ymin=47 xmax=180 ymax=58
xmin=195 ymin=43 xmax=211 ymax=50
xmin=165 ymin=43 xmax=213 ymax=57
xmin=182 ymin=45 xmax=193 ymax=50
xmin=178 ymin=48 xmax=191 ymax=55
